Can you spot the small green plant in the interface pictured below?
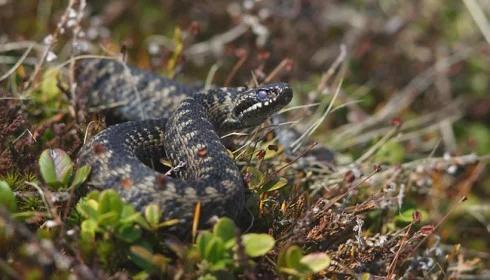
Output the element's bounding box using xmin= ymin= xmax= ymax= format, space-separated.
xmin=39 ymin=148 xmax=91 ymax=190
xmin=75 ymin=189 xmax=176 ymax=275
xmin=29 ymin=68 xmax=70 ymax=119
xmin=244 ymin=166 xmax=289 ymax=194
xmin=0 ymin=180 xmax=17 ymax=212
xmin=0 ymin=171 xmax=37 ymax=191
xmin=76 ymin=190 xmax=180 ymax=242
xmin=76 ymin=189 xmax=144 ymax=243
xmin=277 ymin=245 xmax=330 ymax=279
xmin=194 ymin=217 xmax=275 ymax=277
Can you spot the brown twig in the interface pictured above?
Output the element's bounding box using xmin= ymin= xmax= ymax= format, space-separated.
xmin=263 ymin=58 xmax=293 ymax=83
xmin=224 ymin=49 xmax=248 ymax=86
xmin=24 ymin=0 xmax=82 ymax=90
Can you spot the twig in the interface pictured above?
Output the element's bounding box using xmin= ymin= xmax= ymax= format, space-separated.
xmin=0 ymin=97 xmax=31 ymax=100
xmin=386 ymin=221 xmax=414 ymax=278
xmin=163 ymin=161 xmax=187 ymax=176
xmin=82 ymin=121 xmax=96 ymax=145
xmin=310 ymin=153 xmax=484 ymax=193
xmin=53 ymin=54 xmax=114 ymax=72
xmin=279 ymin=102 xmax=320 ymax=113
xmin=316 ymin=44 xmax=347 ymax=92
xmin=368 ymin=153 xmax=482 ymax=185
xmin=117 ymin=57 xmax=147 ymax=120
xmin=0 ymin=41 xmax=44 ymax=52
xmin=204 ymin=63 xmax=220 ymax=89
xmin=11 ymin=129 xmax=36 ymax=144
xmin=24 ymin=182 xmax=55 ymax=219
xmin=263 ymin=58 xmax=292 ymax=83
xmin=25 ymin=0 xmax=81 ymax=90
xmin=185 ymin=23 xmax=249 ymax=57
xmin=0 ymin=45 xmax=33 ymax=82
xmin=67 ymin=0 xmax=87 ymax=124
xmin=463 ymin=0 xmax=490 ymax=44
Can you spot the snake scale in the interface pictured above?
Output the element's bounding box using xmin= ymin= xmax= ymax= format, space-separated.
xmin=76 ymin=58 xmax=293 ymax=230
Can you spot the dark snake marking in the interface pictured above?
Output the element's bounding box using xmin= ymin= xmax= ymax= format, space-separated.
xmin=76 ymin=58 xmax=292 ymax=230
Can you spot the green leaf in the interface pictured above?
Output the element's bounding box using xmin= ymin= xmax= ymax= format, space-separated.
xmin=97 ymin=211 xmax=120 ymax=226
xmin=150 ymin=254 xmax=168 ymax=270
xmin=116 ymin=224 xmax=142 ymax=243
xmin=40 ymin=68 xmax=61 ymax=100
xmin=207 ymin=259 xmax=231 ymax=271
xmin=300 ymin=253 xmax=330 ymax=272
xmin=156 ymin=219 xmax=181 ymax=228
xmin=12 ymin=211 xmax=36 ymax=220
xmin=197 ymin=231 xmax=214 ymax=257
xmin=213 ymin=217 xmax=236 ymax=247
xmin=263 ymin=143 xmax=282 ymax=160
xmin=81 ymin=219 xmax=98 ymax=241
xmin=285 ymin=245 xmax=305 ymax=270
xmin=76 ymin=198 xmax=99 ymax=220
xmin=263 ymin=177 xmax=288 ymax=192
xmin=39 ymin=149 xmax=74 ymax=189
xmin=120 ymin=205 xmax=142 ymax=224
xmin=0 ymin=180 xmax=17 ymax=212
xmin=98 ymin=190 xmax=123 ymax=216
xmin=134 ymin=216 xmax=151 ymax=230
xmin=277 ymin=245 xmax=314 ymax=276
xmin=360 ymin=273 xmax=372 ymax=280
xmin=198 ymin=274 xmax=217 ymax=280
xmin=144 ymin=204 xmax=161 ymax=228
xmin=244 ymin=166 xmax=265 ymax=190
xmin=130 ymin=245 xmax=155 ymax=271
xmin=395 ymin=208 xmax=427 ymax=225
xmin=71 ymin=165 xmax=91 ymax=189
xmin=241 ymin=233 xmax=275 ymax=257
xmin=277 ymin=267 xmax=303 ymax=277
xmin=277 ymin=246 xmax=288 ymax=269
xmin=133 ymin=271 xmax=150 ymax=280
xmin=86 ymin=190 xmax=101 ymax=200
xmin=204 ymin=237 xmax=226 ymax=264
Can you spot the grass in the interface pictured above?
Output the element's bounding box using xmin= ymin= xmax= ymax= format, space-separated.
xmin=1 ymin=0 xmax=489 ymax=279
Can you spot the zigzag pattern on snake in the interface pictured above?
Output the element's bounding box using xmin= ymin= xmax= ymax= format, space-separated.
xmin=76 ymin=58 xmax=293 ymax=230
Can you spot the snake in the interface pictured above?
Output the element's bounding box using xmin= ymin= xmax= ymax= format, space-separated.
xmin=76 ymin=58 xmax=293 ymax=230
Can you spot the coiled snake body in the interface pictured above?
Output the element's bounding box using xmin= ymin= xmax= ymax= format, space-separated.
xmin=76 ymin=59 xmax=292 ymax=230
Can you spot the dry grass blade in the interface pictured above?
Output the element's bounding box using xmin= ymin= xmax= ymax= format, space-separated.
xmin=291 ymin=77 xmax=343 ymax=152
xmin=463 ymin=0 xmax=490 ymax=44
xmin=0 ymin=45 xmax=33 ymax=82
xmin=354 ymin=124 xmax=400 ymax=164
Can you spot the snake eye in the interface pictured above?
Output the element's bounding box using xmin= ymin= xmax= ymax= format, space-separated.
xmin=257 ymin=89 xmax=269 ymax=102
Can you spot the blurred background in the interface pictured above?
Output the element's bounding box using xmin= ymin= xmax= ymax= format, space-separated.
xmin=1 ymin=0 xmax=489 ymax=276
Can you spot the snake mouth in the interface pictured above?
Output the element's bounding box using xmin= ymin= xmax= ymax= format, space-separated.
xmin=234 ymin=99 xmax=262 ymax=117
xmin=233 ymin=83 xmax=293 ymax=126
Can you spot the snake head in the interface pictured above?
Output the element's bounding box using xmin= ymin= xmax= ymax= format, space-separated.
xmin=230 ymin=82 xmax=293 ymax=129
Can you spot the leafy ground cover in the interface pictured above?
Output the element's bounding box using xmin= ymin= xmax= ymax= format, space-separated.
xmin=1 ymin=0 xmax=489 ymax=279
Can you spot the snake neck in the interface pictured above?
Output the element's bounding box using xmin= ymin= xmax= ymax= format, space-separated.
xmin=191 ymin=88 xmax=241 ymax=135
